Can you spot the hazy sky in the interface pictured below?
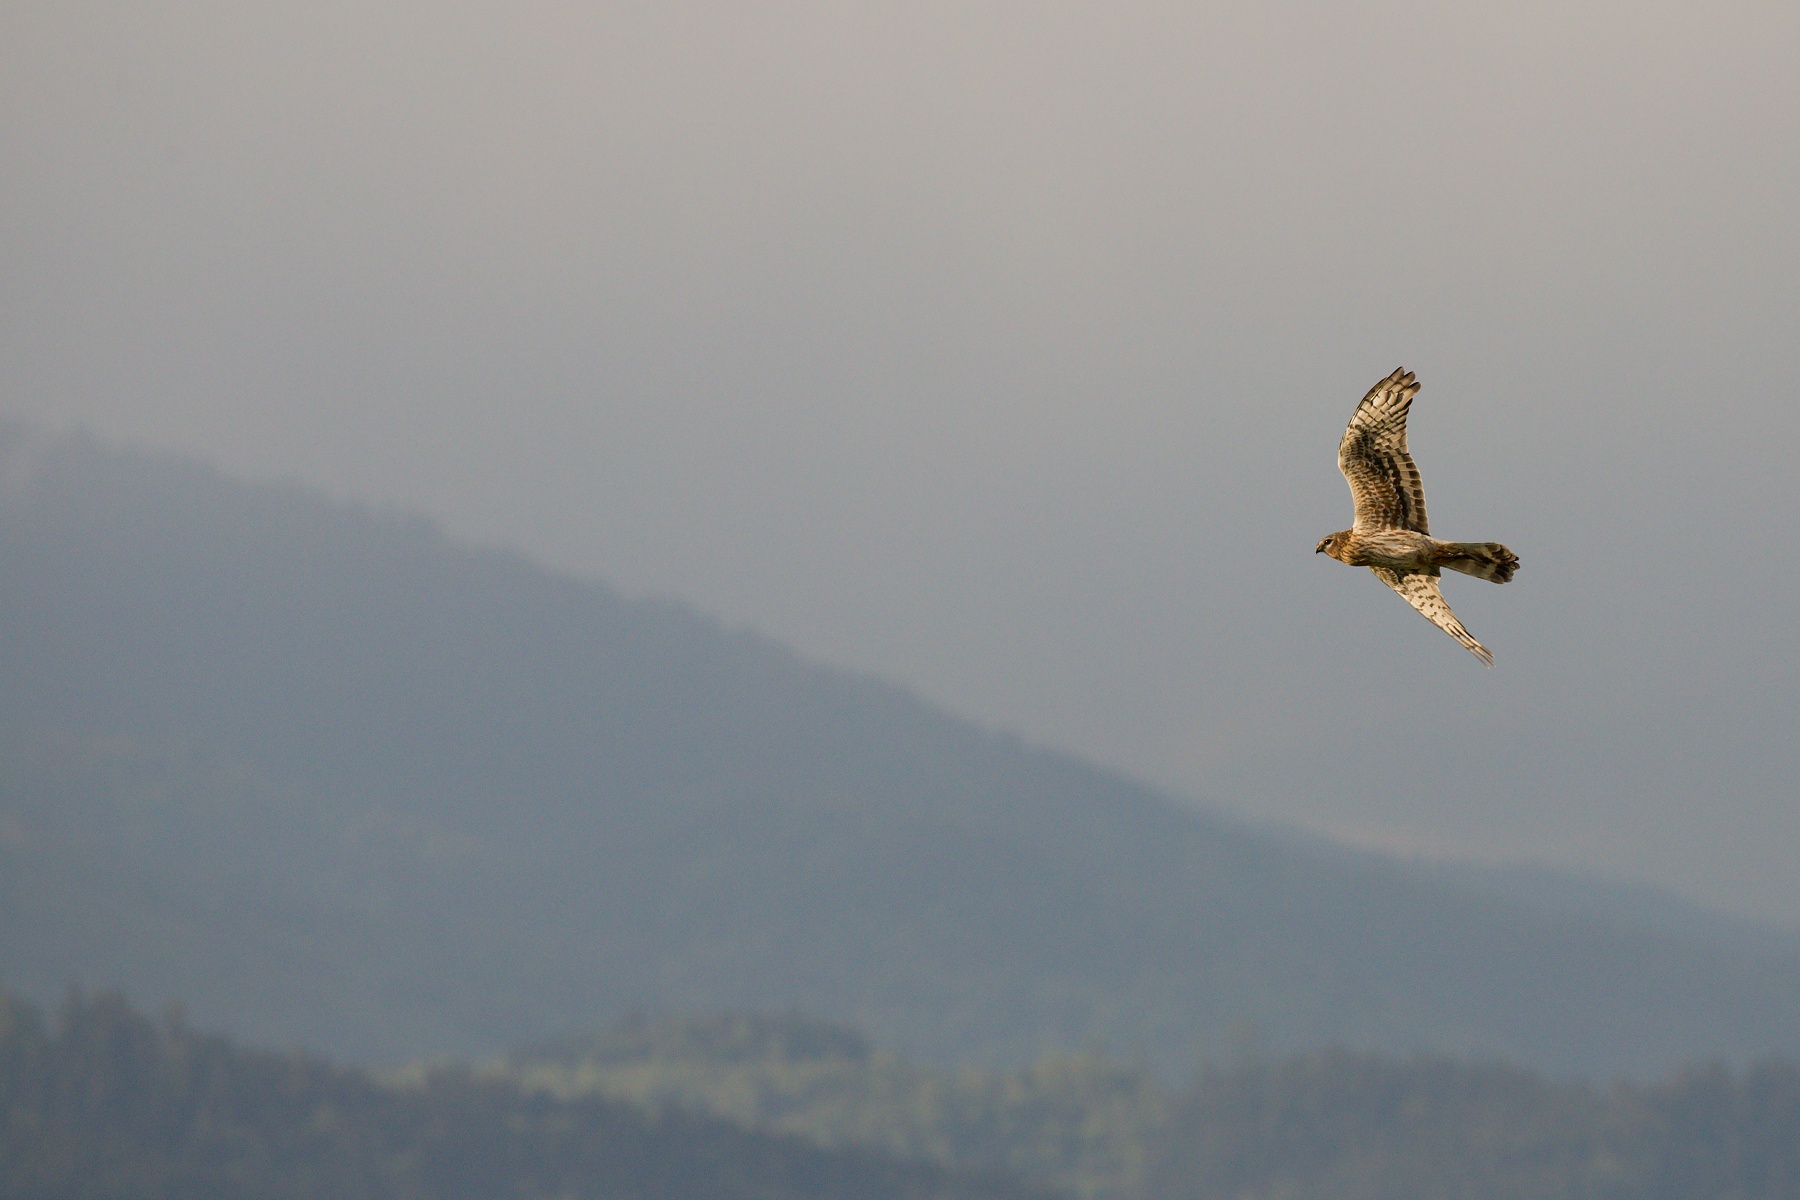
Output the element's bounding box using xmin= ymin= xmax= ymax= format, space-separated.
xmin=4 ymin=2 xmax=1798 ymax=920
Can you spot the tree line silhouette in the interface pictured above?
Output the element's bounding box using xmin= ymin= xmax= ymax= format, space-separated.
xmin=0 ymin=987 xmax=1044 ymax=1200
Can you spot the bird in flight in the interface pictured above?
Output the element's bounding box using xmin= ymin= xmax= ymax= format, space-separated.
xmin=1316 ymin=368 xmax=1519 ymax=664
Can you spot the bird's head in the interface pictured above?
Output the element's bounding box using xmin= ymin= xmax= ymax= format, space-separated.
xmin=1316 ymin=531 xmax=1349 ymax=560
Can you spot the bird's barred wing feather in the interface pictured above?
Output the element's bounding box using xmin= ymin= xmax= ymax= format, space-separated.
xmin=1371 ymin=567 xmax=1493 ymax=665
xmin=1339 ymin=368 xmax=1429 ymax=534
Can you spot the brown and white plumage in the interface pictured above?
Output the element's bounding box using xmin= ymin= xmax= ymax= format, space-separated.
xmin=1316 ymin=368 xmax=1519 ymax=664
xmin=1339 ymin=369 xmax=1429 ymax=535
xmin=1371 ymin=567 xmax=1494 ymax=666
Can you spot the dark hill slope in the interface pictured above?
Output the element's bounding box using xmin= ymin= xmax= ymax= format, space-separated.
xmin=0 ymin=423 xmax=1797 ymax=1074
xmin=0 ymin=986 xmax=1045 ymax=1200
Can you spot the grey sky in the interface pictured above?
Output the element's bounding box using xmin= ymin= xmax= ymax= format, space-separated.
xmin=4 ymin=2 xmax=1798 ymax=920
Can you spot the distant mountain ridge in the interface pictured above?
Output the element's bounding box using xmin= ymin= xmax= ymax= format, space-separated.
xmin=1421 ymin=858 xmax=1800 ymax=958
xmin=1 ymin=419 xmax=1797 ymax=1075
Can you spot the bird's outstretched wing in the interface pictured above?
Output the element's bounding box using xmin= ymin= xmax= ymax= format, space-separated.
xmin=1372 ymin=567 xmax=1493 ymax=665
xmin=1339 ymin=368 xmax=1429 ymax=534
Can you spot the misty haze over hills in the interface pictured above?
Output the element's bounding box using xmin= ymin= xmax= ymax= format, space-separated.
xmin=5 ymin=3 xmax=1799 ymax=925
xmin=1 ymin=424 xmax=1796 ymax=1077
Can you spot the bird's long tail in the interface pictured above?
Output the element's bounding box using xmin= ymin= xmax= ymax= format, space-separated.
xmin=1437 ymin=542 xmax=1519 ymax=583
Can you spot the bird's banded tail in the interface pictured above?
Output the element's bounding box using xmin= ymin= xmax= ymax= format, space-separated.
xmin=1438 ymin=542 xmax=1519 ymax=584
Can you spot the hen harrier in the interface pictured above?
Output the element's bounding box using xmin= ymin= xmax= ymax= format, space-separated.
xmin=1316 ymin=368 xmax=1518 ymax=664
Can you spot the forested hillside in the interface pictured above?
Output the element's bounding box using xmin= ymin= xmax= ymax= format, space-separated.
xmin=2 ymin=422 xmax=1798 ymax=1076
xmin=0 ymin=987 xmax=1044 ymax=1200
xmin=8 ymin=989 xmax=1794 ymax=1200
xmin=491 ymin=1011 xmax=1800 ymax=1200
xmin=498 ymin=1012 xmax=1168 ymax=1198
xmin=1146 ymin=1051 xmax=1800 ymax=1200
